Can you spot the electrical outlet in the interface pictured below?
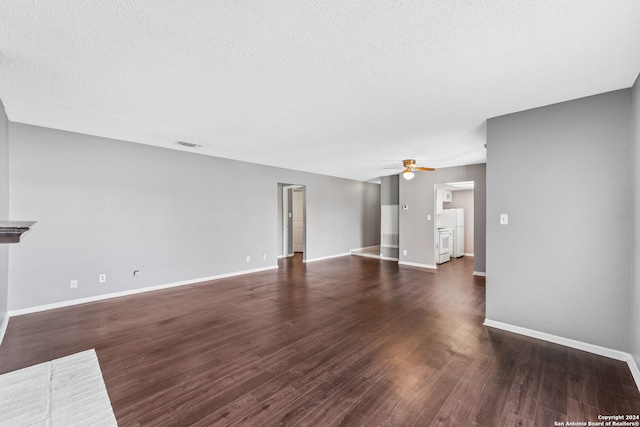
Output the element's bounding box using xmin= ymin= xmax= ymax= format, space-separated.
xmin=403 ymin=250 xmax=407 ymax=256
xmin=70 ymin=280 xmax=78 ymax=289
xmin=262 ymin=253 xmax=267 ymax=260
xmin=133 ymin=270 xmax=140 ymax=278
xmin=246 ymin=256 xmax=250 ymax=262
xmin=99 ymin=274 xmax=106 ymax=283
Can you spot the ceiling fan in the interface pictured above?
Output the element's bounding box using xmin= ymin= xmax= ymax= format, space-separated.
xmin=388 ymin=159 xmax=435 ymax=180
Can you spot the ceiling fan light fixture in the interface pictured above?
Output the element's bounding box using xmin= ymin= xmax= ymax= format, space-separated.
xmin=402 ymin=171 xmax=415 ymax=180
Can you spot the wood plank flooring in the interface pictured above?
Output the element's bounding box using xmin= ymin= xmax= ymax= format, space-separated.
xmin=0 ymin=254 xmax=638 ymax=426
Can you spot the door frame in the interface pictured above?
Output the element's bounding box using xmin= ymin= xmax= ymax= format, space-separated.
xmin=281 ymin=184 xmax=306 ymax=259
xmin=433 ymin=181 xmax=475 ymax=267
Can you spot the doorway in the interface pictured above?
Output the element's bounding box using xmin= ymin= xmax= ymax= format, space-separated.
xmin=434 ymin=181 xmax=475 ymax=265
xmin=281 ymin=184 xmax=306 ymax=259
xmin=292 ymin=189 xmax=304 ymax=252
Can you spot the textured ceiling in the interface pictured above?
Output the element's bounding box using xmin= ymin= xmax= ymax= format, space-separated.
xmin=1 ymin=1 xmax=639 ymax=182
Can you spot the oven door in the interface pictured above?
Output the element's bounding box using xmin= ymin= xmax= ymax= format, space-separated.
xmin=439 ymin=231 xmax=452 ymax=255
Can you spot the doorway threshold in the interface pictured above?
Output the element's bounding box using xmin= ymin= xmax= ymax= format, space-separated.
xmin=350 ymin=246 xmax=399 ymax=261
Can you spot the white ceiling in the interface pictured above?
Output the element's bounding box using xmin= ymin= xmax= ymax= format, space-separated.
xmin=1 ymin=1 xmax=639 ymax=182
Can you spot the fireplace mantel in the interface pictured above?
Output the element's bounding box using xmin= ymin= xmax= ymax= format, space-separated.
xmin=0 ymin=221 xmax=36 ymax=244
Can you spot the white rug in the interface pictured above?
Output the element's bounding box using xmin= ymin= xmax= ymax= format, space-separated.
xmin=0 ymin=349 xmax=117 ymax=426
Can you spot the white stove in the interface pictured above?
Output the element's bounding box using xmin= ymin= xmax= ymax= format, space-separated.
xmin=436 ymin=228 xmax=454 ymax=264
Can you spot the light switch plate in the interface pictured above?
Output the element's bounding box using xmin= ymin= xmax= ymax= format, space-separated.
xmin=500 ymin=214 xmax=509 ymax=225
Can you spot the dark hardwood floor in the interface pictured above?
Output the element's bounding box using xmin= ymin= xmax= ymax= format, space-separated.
xmin=1 ymin=254 xmax=638 ymax=426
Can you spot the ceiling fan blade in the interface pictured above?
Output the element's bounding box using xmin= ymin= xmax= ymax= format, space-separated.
xmin=414 ymin=167 xmax=435 ymax=171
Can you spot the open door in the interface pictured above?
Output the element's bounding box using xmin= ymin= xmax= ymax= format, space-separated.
xmin=292 ymin=189 xmax=304 ymax=252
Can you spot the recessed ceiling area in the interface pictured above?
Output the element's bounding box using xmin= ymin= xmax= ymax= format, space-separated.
xmin=439 ymin=182 xmax=475 ymax=192
xmin=1 ymin=1 xmax=639 ymax=182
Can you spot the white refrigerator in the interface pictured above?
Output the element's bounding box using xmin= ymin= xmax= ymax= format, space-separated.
xmin=439 ymin=209 xmax=465 ymax=258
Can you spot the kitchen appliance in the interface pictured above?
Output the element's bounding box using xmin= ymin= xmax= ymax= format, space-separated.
xmin=439 ymin=208 xmax=465 ymax=258
xmin=436 ymin=228 xmax=453 ymax=264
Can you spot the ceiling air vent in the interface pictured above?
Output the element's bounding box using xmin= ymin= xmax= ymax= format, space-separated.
xmin=177 ymin=141 xmax=202 ymax=148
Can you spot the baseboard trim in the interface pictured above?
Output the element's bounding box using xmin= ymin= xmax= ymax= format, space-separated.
xmin=0 ymin=314 xmax=9 ymax=346
xmin=398 ymin=261 xmax=437 ymax=270
xmin=473 ymin=271 xmax=486 ymax=277
xmin=350 ymin=246 xmax=379 ymax=252
xmin=464 ymin=253 xmax=474 ymax=257
xmin=350 ymin=252 xmax=380 ymax=260
xmin=303 ymin=253 xmax=350 ymax=263
xmin=484 ymin=319 xmax=640 ymax=393
xmin=8 ymin=265 xmax=279 ymax=318
xmin=630 ymin=357 xmax=640 ymax=394
xmin=350 ymin=253 xmax=399 ymax=262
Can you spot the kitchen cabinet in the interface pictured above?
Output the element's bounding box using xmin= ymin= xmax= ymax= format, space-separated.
xmin=436 ymin=189 xmax=452 ymax=202
xmin=435 ymin=189 xmax=452 ymax=214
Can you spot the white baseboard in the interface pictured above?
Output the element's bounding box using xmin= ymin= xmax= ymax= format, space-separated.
xmin=398 ymin=261 xmax=437 ymax=270
xmin=303 ymin=253 xmax=350 ymax=263
xmin=473 ymin=271 xmax=486 ymax=277
xmin=464 ymin=253 xmax=474 ymax=257
xmin=350 ymin=246 xmax=379 ymax=252
xmin=0 ymin=313 xmax=9 ymax=346
xmin=350 ymin=252 xmax=380 ymax=260
xmin=8 ymin=265 xmax=279 ymax=318
xmin=484 ymin=319 xmax=640 ymax=393
xmin=630 ymin=357 xmax=640 ymax=394
xmin=351 ymin=253 xmax=399 ymax=262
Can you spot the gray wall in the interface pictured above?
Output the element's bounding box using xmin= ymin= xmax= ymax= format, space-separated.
xmin=398 ymin=164 xmax=486 ymax=272
xmin=0 ymin=100 xmax=9 ymax=324
xmin=361 ymin=183 xmax=381 ymax=248
xmin=486 ymin=89 xmax=633 ymax=351
xmin=380 ymin=175 xmax=400 ymax=205
xmin=632 ymin=75 xmax=640 ymax=367
xmin=8 ymin=123 xmax=380 ymax=311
